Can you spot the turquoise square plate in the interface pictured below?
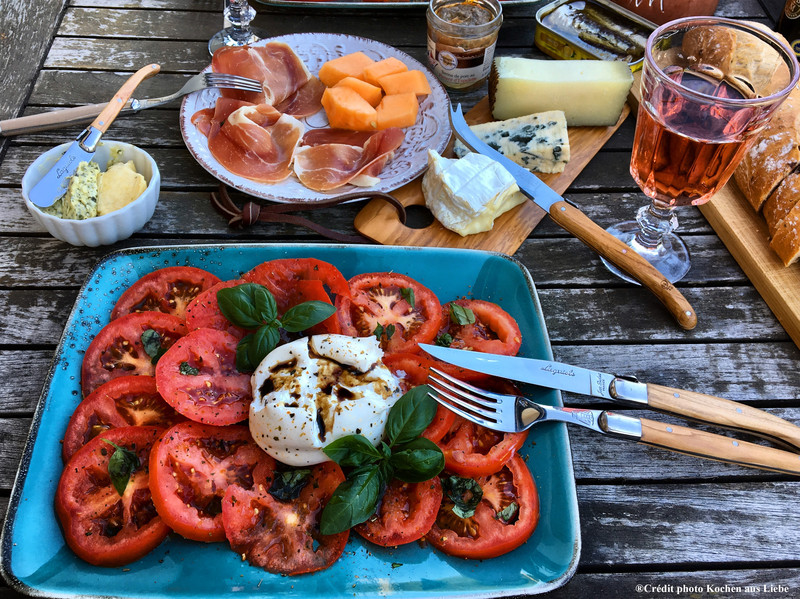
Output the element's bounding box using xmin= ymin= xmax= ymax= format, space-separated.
xmin=1 ymin=244 xmax=580 ymax=598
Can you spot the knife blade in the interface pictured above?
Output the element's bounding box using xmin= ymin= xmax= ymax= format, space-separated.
xmin=448 ymin=104 xmax=698 ymax=331
xmin=420 ymin=343 xmax=800 ymax=451
xmin=28 ymin=64 xmax=160 ymax=208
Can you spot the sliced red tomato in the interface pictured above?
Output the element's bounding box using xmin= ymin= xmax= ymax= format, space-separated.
xmin=336 ymin=273 xmax=442 ymax=354
xmin=427 ymin=455 xmax=539 ymax=559
xmin=184 ymin=279 xmax=250 ymax=340
xmin=110 ymin=266 xmax=221 ymax=321
xmin=438 ymin=414 xmax=528 ymax=477
xmin=436 ymin=299 xmax=522 ymax=356
xmin=62 ymin=375 xmax=185 ymax=462
xmin=149 ymin=421 xmax=275 ymax=542
xmin=55 ymin=426 xmax=170 ymax=567
xmin=81 ymin=312 xmax=188 ymax=397
xmin=155 ymin=328 xmax=251 ymax=426
xmin=222 ymin=461 xmax=348 ymax=575
xmin=242 ymin=258 xmax=349 ymax=334
xmin=355 ymin=476 xmax=443 ymax=547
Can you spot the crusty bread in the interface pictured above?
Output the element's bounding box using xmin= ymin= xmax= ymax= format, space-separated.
xmin=763 ymin=171 xmax=800 ymax=235
xmin=734 ymin=126 xmax=800 ymax=211
xmin=769 ymin=193 xmax=800 ymax=266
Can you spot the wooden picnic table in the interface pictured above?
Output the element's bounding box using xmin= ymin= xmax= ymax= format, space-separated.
xmin=1 ymin=0 xmax=799 ymax=598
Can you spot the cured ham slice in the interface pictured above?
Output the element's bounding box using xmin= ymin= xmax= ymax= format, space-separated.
xmin=293 ymin=128 xmax=405 ymax=192
xmin=212 ymin=43 xmax=313 ymax=109
xmin=274 ymin=76 xmax=325 ymax=118
xmin=193 ymin=98 xmax=305 ymax=184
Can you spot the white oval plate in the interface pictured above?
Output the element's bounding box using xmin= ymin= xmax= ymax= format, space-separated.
xmin=180 ymin=32 xmax=451 ymax=203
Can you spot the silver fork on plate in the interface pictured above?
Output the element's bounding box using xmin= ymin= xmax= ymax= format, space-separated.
xmin=426 ymin=368 xmax=800 ymax=475
xmin=0 ymin=72 xmax=263 ymax=136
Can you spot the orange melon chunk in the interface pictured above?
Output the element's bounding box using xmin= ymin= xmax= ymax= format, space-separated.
xmin=318 ymin=52 xmax=376 ymax=87
xmin=376 ymin=92 xmax=418 ymax=129
xmin=378 ymin=69 xmax=432 ymax=97
xmin=362 ymin=57 xmax=408 ymax=87
xmin=334 ymin=76 xmax=383 ymax=107
xmin=322 ymin=86 xmax=378 ymax=131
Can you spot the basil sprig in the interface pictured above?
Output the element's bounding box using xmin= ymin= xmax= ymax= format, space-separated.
xmin=449 ymin=303 xmax=476 ymax=326
xmin=102 ymin=439 xmax=140 ymax=496
xmin=141 ymin=329 xmax=168 ymax=364
xmin=441 ymin=475 xmax=483 ymax=518
xmin=319 ymin=385 xmax=444 ymax=535
xmin=216 ymin=282 xmax=336 ymax=372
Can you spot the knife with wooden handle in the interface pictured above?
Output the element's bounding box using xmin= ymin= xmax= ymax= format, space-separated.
xmin=449 ymin=104 xmax=698 ymax=331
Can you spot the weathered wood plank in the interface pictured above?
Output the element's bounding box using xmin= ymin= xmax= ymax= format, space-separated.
xmin=0 ymin=351 xmax=55 ymax=413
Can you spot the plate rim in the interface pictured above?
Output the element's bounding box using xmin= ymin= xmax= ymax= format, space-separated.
xmin=179 ymin=33 xmax=451 ymax=203
xmin=0 ymin=243 xmax=581 ymax=599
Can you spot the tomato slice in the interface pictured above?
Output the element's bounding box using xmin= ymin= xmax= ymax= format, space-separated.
xmin=438 ymin=414 xmax=528 ymax=477
xmin=62 ymin=375 xmax=185 ymax=462
xmin=427 ymin=455 xmax=539 ymax=559
xmin=55 ymin=426 xmax=170 ymax=567
xmin=149 ymin=421 xmax=275 ymax=542
xmin=336 ymin=273 xmax=442 ymax=354
xmin=242 ymin=258 xmax=350 ymax=335
xmin=355 ymin=476 xmax=443 ymax=547
xmin=81 ymin=312 xmax=188 ymax=397
xmin=436 ymin=299 xmax=522 ymax=356
xmin=110 ymin=266 xmax=221 ymax=321
xmin=155 ymin=328 xmax=251 ymax=425
xmin=222 ymin=461 xmax=348 ymax=575
xmin=184 ymin=279 xmax=250 ymax=339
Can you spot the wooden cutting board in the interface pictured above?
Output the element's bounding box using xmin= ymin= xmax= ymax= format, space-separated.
xmin=699 ymin=183 xmax=800 ymax=349
xmin=354 ymin=97 xmax=630 ymax=255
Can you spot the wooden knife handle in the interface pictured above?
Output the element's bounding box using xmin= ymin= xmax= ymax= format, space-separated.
xmin=639 ymin=418 xmax=800 ymax=475
xmin=646 ymin=383 xmax=800 ymax=451
xmin=91 ymin=64 xmax=160 ymax=134
xmin=0 ymin=104 xmax=109 ymax=136
xmin=549 ymin=200 xmax=698 ymax=330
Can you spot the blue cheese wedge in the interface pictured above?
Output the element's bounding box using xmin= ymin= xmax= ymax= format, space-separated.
xmin=422 ymin=150 xmax=527 ymax=237
xmin=42 ymin=160 xmax=101 ymax=220
xmin=453 ymin=110 xmax=570 ymax=174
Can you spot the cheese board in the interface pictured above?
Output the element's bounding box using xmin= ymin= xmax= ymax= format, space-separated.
xmin=354 ymin=96 xmax=630 ymax=255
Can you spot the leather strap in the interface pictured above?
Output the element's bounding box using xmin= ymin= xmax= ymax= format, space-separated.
xmin=211 ymin=184 xmax=406 ymax=244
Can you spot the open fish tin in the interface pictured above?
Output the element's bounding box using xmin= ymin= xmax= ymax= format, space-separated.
xmin=535 ymin=0 xmax=656 ymax=70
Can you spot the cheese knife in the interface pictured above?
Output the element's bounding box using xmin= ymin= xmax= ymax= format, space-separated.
xmin=28 ymin=64 xmax=160 ymax=208
xmin=421 ymin=343 xmax=800 ymax=452
xmin=448 ymin=104 xmax=698 ymax=331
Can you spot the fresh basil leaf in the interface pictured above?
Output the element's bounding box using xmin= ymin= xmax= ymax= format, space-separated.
xmin=385 ymin=323 xmax=396 ymax=340
xmin=449 ymin=303 xmax=476 ymax=326
xmin=268 ymin=469 xmax=311 ymax=501
xmin=281 ymin=300 xmax=336 ymax=333
xmin=384 ymin=385 xmax=437 ymax=447
xmin=389 ymin=437 xmax=444 ymax=483
xmin=320 ymin=465 xmax=385 ymax=535
xmin=141 ymin=329 xmax=167 ymax=365
xmin=217 ymin=283 xmax=276 ymax=329
xmin=373 ymin=323 xmax=384 ymax=340
xmin=236 ymin=325 xmax=280 ymax=373
xmin=400 ymin=287 xmax=415 ymax=308
xmin=102 ymin=439 xmax=140 ymax=496
xmin=179 ymin=361 xmax=199 ymax=376
xmin=496 ymin=501 xmax=519 ymax=523
xmin=441 ymin=475 xmax=483 ymax=519
xmin=434 ymin=333 xmax=453 ymax=347
xmin=323 ymin=434 xmax=383 ymax=467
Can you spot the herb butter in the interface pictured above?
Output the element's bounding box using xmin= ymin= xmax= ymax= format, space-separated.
xmin=42 ymin=161 xmax=101 ymax=220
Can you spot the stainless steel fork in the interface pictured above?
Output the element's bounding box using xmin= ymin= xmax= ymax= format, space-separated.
xmin=427 ymin=368 xmax=800 ymax=476
xmin=0 ymin=72 xmax=263 ymax=136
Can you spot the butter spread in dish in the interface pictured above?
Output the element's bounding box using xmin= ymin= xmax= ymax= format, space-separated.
xmin=422 ymin=149 xmax=527 ymax=236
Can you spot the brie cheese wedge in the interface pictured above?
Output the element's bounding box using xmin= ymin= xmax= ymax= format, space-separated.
xmin=422 ymin=150 xmax=527 ymax=236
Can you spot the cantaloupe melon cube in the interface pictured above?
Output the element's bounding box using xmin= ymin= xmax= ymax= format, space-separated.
xmin=322 ymin=86 xmax=378 ymax=131
xmin=318 ymin=52 xmax=376 ymax=87
xmin=376 ymin=92 xmax=418 ymax=129
xmin=333 ymin=76 xmax=384 ymax=107
xmin=362 ymin=57 xmax=408 ymax=87
xmin=378 ymin=69 xmax=432 ymax=97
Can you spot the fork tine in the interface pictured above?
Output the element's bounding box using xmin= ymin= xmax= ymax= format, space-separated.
xmin=428 ymin=377 xmax=500 ymax=421
xmin=427 ymin=387 xmax=498 ymax=429
xmin=429 ymin=367 xmax=511 ymax=402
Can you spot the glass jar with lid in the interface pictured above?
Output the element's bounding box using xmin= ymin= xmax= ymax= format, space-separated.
xmin=427 ymin=0 xmax=503 ymax=91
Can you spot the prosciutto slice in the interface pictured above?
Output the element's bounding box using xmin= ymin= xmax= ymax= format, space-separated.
xmin=293 ymin=128 xmax=405 ymax=191
xmin=193 ymin=98 xmax=304 ymax=184
xmin=273 ymin=76 xmax=325 ymax=118
xmin=211 ymin=43 xmax=314 ymax=110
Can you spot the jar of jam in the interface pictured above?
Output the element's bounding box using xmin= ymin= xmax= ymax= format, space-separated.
xmin=427 ymin=0 xmax=503 ymax=91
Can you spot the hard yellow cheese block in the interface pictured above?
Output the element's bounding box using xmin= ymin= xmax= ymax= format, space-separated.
xmin=489 ymin=57 xmax=633 ymax=126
